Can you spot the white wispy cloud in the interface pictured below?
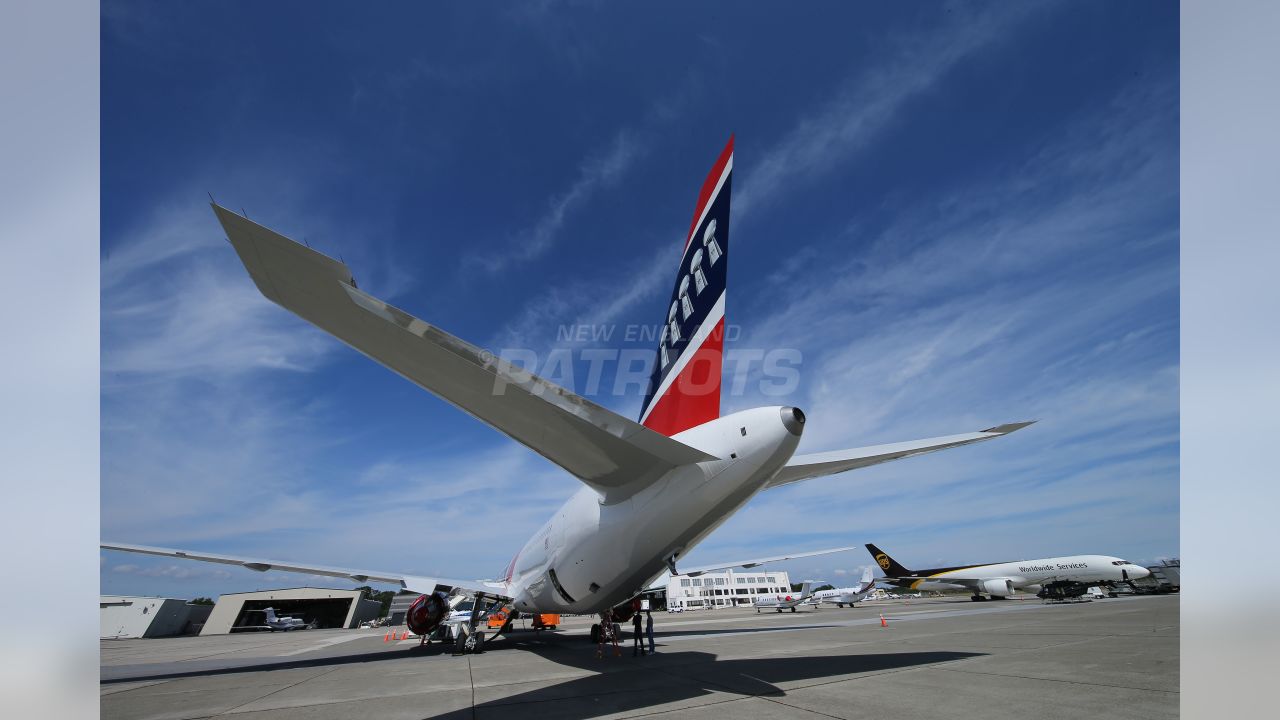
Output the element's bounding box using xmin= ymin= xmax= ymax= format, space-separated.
xmin=734 ymin=3 xmax=1047 ymax=220
xmin=112 ymin=563 xmax=232 ymax=581
xmin=468 ymin=130 xmax=645 ymax=275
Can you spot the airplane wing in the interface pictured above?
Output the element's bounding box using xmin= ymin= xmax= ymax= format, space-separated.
xmin=212 ymin=205 xmax=714 ymax=504
xmin=641 ymin=544 xmax=857 ymax=591
xmin=677 ymin=546 xmax=859 ymax=576
xmin=100 ymin=542 xmax=508 ymax=598
xmin=764 ymin=422 xmax=1035 ymax=490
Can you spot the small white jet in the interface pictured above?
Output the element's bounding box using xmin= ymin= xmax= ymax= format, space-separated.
xmin=101 ymin=137 xmax=1032 ymax=654
xmin=263 ymin=607 xmax=308 ymax=631
xmin=754 ymin=582 xmax=817 ymax=613
xmin=807 ymin=567 xmax=876 ymax=608
xmin=866 ymin=543 xmax=1151 ymax=601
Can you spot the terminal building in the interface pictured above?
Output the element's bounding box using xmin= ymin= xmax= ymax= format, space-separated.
xmin=665 ymin=569 xmax=793 ymax=610
xmin=199 ymin=587 xmax=381 ymax=635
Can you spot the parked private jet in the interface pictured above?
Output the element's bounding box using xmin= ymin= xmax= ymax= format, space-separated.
xmin=754 ymin=582 xmax=817 ymax=613
xmin=806 ymin=567 xmax=877 ymax=608
xmin=866 ymin=543 xmax=1151 ymax=601
xmin=101 ymin=137 xmax=1032 ymax=654
xmin=263 ymin=607 xmax=309 ymax=631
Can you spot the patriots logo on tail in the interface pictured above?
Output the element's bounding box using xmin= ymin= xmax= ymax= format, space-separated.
xmin=639 ymin=136 xmax=734 ymax=437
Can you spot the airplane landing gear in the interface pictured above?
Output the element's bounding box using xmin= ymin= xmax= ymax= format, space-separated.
xmin=454 ymin=628 xmax=485 ymax=654
xmin=970 ymin=594 xmax=987 ymax=602
xmin=790 ymin=607 xmax=797 ymax=613
xmin=452 ymin=592 xmax=496 ymax=655
xmin=593 ymin=610 xmax=621 ymax=658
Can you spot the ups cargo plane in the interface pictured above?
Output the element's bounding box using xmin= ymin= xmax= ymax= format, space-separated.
xmin=102 ymin=137 xmax=1032 ymax=653
xmin=866 ymin=543 xmax=1151 ymax=600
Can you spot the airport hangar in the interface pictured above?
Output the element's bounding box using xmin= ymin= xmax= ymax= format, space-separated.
xmin=100 ymin=596 xmax=213 ymax=639
xmin=101 ymin=588 xmax=380 ymax=637
xmin=200 ymin=587 xmax=380 ymax=634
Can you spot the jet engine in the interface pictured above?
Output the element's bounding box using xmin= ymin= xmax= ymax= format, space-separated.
xmin=980 ymin=578 xmax=1013 ymax=597
xmin=405 ymin=592 xmax=450 ymax=636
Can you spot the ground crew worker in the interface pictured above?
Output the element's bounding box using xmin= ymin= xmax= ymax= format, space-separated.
xmin=646 ymin=609 xmax=655 ymax=654
xmin=632 ymin=610 xmax=645 ymax=656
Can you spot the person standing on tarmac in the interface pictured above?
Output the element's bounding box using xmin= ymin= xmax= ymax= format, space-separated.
xmin=645 ymin=610 xmax=655 ymax=654
xmin=632 ymin=610 xmax=646 ymax=656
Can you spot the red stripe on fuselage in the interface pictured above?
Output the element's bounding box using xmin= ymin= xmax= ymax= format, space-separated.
xmin=641 ymin=316 xmax=725 ymax=436
xmin=684 ymin=136 xmax=734 ymax=253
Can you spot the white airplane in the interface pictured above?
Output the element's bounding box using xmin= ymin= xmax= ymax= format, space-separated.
xmin=754 ymin=581 xmax=817 ymax=613
xmin=866 ymin=543 xmax=1152 ymax=601
xmin=807 ymin=567 xmax=876 ymax=608
xmin=100 ymin=137 xmax=1032 ymax=654
xmin=263 ymin=607 xmax=308 ymax=631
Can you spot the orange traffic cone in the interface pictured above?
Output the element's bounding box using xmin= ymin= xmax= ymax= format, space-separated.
xmin=400 ymin=630 xmax=408 ymax=641
xmin=879 ymin=613 xmax=888 ymax=628
xmin=383 ymin=631 xmax=391 ymax=642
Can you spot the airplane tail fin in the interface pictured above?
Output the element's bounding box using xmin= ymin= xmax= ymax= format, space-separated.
xmin=264 ymin=607 xmax=278 ymax=622
xmin=858 ymin=566 xmax=875 ymax=592
xmin=797 ymin=580 xmax=815 ymax=599
xmin=639 ymin=136 xmax=734 ymax=436
xmin=866 ymin=544 xmax=913 ymax=577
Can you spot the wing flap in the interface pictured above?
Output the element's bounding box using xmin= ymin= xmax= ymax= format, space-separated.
xmin=212 ymin=205 xmax=713 ymax=501
xmin=766 ymin=421 xmax=1034 ymax=489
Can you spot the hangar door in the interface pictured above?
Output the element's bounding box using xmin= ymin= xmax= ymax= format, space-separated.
xmin=231 ymin=598 xmax=353 ymax=631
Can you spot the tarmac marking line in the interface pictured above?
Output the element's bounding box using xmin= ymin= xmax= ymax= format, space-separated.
xmin=276 ymin=633 xmax=370 ymax=657
xmin=936 ymin=666 xmax=1179 ymax=695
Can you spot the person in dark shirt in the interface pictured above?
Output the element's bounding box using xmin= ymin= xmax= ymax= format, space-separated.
xmin=631 ymin=611 xmax=646 ymax=656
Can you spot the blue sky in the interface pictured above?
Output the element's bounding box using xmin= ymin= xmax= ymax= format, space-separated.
xmin=100 ymin=1 xmax=1178 ymax=598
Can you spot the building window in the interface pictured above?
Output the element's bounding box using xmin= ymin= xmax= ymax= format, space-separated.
xmin=680 ymin=579 xmax=690 ymax=587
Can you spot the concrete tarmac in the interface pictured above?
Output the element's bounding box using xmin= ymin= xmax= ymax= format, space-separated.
xmin=101 ymin=594 xmax=1179 ymax=719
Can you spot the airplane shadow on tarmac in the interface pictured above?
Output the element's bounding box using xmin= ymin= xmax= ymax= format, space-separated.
xmin=424 ymin=632 xmax=983 ymax=720
xmin=103 ymin=630 xmax=982 ymax=720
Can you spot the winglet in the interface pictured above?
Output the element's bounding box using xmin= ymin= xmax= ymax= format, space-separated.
xmin=980 ymin=421 xmax=1036 ymax=434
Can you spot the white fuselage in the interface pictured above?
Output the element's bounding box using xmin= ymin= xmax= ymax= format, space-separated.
xmin=753 ymin=590 xmax=811 ymax=610
xmin=899 ymin=555 xmax=1151 ymax=595
xmin=508 ymin=406 xmax=801 ymax=616
xmin=810 ymin=586 xmax=875 ymax=606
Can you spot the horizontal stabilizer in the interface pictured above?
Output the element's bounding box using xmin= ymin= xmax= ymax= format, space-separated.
xmin=211 ymin=204 xmax=714 ymax=503
xmin=765 ymin=421 xmax=1035 ymax=489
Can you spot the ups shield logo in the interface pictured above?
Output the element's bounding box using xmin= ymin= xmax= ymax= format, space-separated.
xmin=876 ymin=554 xmax=891 ymax=571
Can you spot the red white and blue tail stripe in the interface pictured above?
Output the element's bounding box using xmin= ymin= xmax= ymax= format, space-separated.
xmin=639 ymin=136 xmax=733 ymax=436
